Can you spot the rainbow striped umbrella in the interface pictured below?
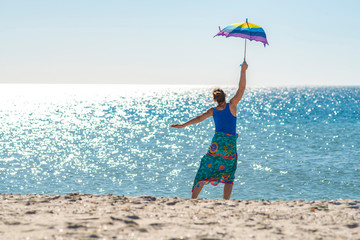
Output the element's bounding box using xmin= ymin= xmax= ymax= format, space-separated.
xmin=215 ymin=19 xmax=268 ymax=60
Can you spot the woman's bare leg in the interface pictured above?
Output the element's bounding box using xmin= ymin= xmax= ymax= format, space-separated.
xmin=191 ymin=184 xmax=204 ymax=199
xmin=223 ymin=183 xmax=233 ymax=200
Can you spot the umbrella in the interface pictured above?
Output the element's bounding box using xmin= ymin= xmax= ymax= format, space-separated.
xmin=214 ymin=18 xmax=268 ymax=61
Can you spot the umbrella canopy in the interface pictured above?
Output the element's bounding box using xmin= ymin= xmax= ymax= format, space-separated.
xmin=215 ymin=19 xmax=269 ymax=47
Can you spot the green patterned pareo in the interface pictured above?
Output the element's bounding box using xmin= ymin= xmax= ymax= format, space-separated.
xmin=192 ymin=132 xmax=238 ymax=191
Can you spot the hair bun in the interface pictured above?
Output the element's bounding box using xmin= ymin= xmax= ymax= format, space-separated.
xmin=212 ymin=88 xmax=226 ymax=104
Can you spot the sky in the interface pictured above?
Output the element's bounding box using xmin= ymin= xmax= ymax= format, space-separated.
xmin=1 ymin=0 xmax=359 ymax=86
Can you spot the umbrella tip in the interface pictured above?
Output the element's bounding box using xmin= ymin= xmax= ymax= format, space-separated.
xmin=218 ymin=26 xmax=221 ymax=32
xmin=246 ymin=18 xmax=248 ymax=23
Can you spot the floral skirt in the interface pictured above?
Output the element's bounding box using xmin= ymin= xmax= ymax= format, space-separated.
xmin=192 ymin=132 xmax=238 ymax=192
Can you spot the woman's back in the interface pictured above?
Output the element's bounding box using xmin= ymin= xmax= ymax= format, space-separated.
xmin=213 ymin=103 xmax=237 ymax=135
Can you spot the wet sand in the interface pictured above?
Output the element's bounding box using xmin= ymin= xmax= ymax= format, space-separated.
xmin=0 ymin=193 xmax=359 ymax=240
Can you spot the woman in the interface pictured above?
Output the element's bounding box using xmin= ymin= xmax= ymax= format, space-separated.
xmin=171 ymin=61 xmax=248 ymax=200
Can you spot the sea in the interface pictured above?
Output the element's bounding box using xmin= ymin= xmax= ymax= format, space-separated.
xmin=0 ymin=84 xmax=359 ymax=200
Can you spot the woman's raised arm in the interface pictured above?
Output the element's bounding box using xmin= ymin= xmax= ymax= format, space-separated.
xmin=229 ymin=61 xmax=248 ymax=106
xmin=171 ymin=107 xmax=214 ymax=129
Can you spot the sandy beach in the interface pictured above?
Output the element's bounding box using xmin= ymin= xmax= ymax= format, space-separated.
xmin=0 ymin=193 xmax=359 ymax=240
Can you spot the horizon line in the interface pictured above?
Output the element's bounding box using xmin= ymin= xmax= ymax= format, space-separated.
xmin=0 ymin=83 xmax=359 ymax=88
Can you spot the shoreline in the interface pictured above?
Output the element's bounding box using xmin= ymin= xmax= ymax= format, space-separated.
xmin=1 ymin=193 xmax=359 ymax=240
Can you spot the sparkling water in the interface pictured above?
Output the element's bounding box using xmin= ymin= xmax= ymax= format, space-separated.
xmin=0 ymin=85 xmax=359 ymax=200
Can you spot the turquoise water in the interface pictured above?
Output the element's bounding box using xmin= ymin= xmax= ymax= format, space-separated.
xmin=0 ymin=85 xmax=359 ymax=200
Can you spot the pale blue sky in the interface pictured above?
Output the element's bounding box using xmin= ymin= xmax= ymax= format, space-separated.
xmin=1 ymin=0 xmax=359 ymax=86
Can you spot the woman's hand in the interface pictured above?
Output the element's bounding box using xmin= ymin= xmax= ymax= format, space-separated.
xmin=170 ymin=124 xmax=185 ymax=128
xmin=241 ymin=60 xmax=248 ymax=72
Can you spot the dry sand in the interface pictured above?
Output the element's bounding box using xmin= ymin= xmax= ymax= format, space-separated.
xmin=0 ymin=193 xmax=359 ymax=240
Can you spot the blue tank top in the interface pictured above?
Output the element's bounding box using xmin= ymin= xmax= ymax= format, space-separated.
xmin=213 ymin=103 xmax=237 ymax=135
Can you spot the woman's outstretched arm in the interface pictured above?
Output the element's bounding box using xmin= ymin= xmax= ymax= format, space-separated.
xmin=171 ymin=107 xmax=213 ymax=129
xmin=229 ymin=61 xmax=248 ymax=106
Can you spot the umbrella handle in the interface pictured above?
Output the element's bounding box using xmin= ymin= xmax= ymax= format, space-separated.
xmin=241 ymin=38 xmax=247 ymax=66
xmin=243 ymin=19 xmax=249 ymax=61
xmin=243 ymin=38 xmax=247 ymax=61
